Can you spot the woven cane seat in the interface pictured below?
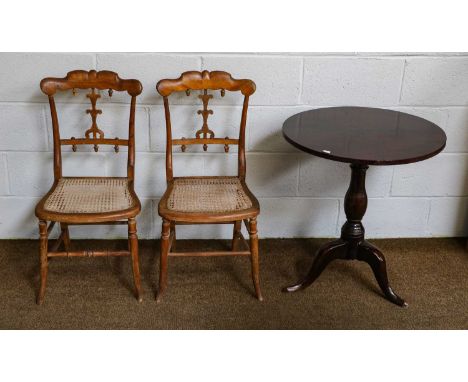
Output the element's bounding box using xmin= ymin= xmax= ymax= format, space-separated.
xmin=42 ymin=178 xmax=137 ymax=214
xmin=165 ymin=177 xmax=254 ymax=214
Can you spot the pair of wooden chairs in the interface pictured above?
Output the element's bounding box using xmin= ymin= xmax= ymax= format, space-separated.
xmin=35 ymin=70 xmax=262 ymax=304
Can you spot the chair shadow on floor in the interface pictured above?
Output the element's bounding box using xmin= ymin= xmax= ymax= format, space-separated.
xmin=147 ymin=238 xmax=255 ymax=299
xmin=23 ymin=239 xmax=138 ymax=300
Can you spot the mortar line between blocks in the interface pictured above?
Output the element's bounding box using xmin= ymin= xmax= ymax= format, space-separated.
xmin=295 ymin=155 xmax=301 ymax=196
xmin=4 ymin=153 xmax=13 ymax=196
xmin=200 ymin=55 xmax=205 ymax=70
xmin=425 ymin=198 xmax=433 ymax=236
xmin=298 ymin=57 xmax=305 ymax=104
xmin=41 ymin=105 xmax=51 ymax=151
xmin=2 ymin=154 xmax=10 ymax=195
xmin=334 ymin=198 xmax=342 ymax=236
xmin=397 ymin=59 xmax=407 ymax=104
xmin=389 ymin=166 xmax=396 ymax=197
xmin=145 ymin=106 xmax=151 ymax=151
xmin=3 ymin=101 xmax=466 ymax=108
xmin=92 ymin=53 xmax=97 ymax=70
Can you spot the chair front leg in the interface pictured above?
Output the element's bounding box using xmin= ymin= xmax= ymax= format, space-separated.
xmin=128 ymin=218 xmax=142 ymax=302
xmin=248 ymin=218 xmax=263 ymax=301
xmin=157 ymin=219 xmax=171 ymax=302
xmin=37 ymin=220 xmax=48 ymax=305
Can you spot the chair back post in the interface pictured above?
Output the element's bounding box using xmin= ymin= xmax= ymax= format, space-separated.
xmin=156 ymin=70 xmax=255 ymax=182
xmin=162 ymin=96 xmax=174 ymax=182
xmin=127 ymin=95 xmax=137 ymax=181
xmin=47 ymin=95 xmax=62 ymax=181
xmin=238 ymin=95 xmax=250 ymax=180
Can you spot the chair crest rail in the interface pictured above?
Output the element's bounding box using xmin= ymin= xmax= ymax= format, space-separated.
xmin=40 ymin=70 xmax=142 ymax=96
xmin=156 ymin=70 xmax=256 ymax=97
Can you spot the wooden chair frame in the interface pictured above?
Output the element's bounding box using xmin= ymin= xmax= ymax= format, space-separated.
xmin=156 ymin=70 xmax=263 ymax=301
xmin=35 ymin=70 xmax=143 ymax=304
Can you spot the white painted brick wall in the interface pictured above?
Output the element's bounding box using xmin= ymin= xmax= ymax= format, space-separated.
xmin=339 ymin=198 xmax=431 ymax=238
xmin=302 ymin=58 xmax=405 ymax=106
xmin=0 ymin=53 xmax=95 ymax=102
xmin=96 ymin=53 xmax=202 ymax=104
xmin=0 ymin=53 xmax=467 ymax=239
xmin=392 ymin=154 xmax=468 ymax=196
xmin=0 ymin=104 xmax=48 ymax=151
xmin=400 ymin=58 xmax=468 ymax=105
xmin=298 ymin=157 xmax=393 ymax=197
xmin=202 ymin=55 xmax=302 ymax=105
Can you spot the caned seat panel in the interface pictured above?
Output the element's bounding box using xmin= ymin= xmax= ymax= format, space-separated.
xmin=43 ymin=178 xmax=136 ymax=214
xmin=167 ymin=177 xmax=253 ymax=213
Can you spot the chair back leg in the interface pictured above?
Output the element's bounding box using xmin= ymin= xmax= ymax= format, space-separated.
xmin=248 ymin=218 xmax=263 ymax=301
xmin=128 ymin=218 xmax=142 ymax=302
xmin=157 ymin=219 xmax=171 ymax=302
xmin=37 ymin=220 xmax=49 ymax=305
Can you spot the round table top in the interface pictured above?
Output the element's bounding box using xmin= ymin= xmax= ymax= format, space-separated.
xmin=282 ymin=107 xmax=447 ymax=165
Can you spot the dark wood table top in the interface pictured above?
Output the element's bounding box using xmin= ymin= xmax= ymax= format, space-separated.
xmin=282 ymin=107 xmax=447 ymax=165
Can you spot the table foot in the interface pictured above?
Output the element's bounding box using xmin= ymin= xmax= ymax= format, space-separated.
xmin=357 ymin=241 xmax=408 ymax=307
xmin=283 ymin=239 xmax=347 ymax=293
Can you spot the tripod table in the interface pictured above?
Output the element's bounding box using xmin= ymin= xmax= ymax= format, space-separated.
xmin=282 ymin=107 xmax=446 ymax=306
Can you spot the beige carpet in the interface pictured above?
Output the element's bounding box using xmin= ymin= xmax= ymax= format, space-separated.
xmin=0 ymin=238 xmax=467 ymax=329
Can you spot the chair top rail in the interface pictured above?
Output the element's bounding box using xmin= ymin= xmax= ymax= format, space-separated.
xmin=156 ymin=70 xmax=255 ymax=97
xmin=40 ymin=70 xmax=142 ymax=96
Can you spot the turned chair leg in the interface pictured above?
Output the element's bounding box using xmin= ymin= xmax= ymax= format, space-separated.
xmin=248 ymin=218 xmax=263 ymax=301
xmin=232 ymin=220 xmax=242 ymax=251
xmin=157 ymin=219 xmax=171 ymax=302
xmin=60 ymin=223 xmax=71 ymax=251
xmin=37 ymin=220 xmax=48 ymax=305
xmin=128 ymin=218 xmax=142 ymax=302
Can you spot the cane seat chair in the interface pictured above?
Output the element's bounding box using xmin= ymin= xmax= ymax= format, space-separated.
xmin=156 ymin=70 xmax=262 ymax=301
xmin=35 ymin=70 xmax=143 ymax=304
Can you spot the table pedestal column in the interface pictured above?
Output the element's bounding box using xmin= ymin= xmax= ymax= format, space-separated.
xmin=284 ymin=163 xmax=407 ymax=307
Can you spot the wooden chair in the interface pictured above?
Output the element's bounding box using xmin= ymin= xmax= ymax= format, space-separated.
xmin=156 ymin=70 xmax=263 ymax=301
xmin=35 ymin=70 xmax=143 ymax=304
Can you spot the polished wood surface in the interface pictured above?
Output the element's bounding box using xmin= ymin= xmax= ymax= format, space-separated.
xmin=35 ymin=70 xmax=143 ymax=304
xmin=283 ymin=107 xmax=447 ymax=306
xmin=155 ymin=70 xmax=262 ymax=302
xmin=40 ymin=69 xmax=142 ymax=96
xmin=283 ymin=107 xmax=446 ymax=165
xmin=156 ymin=70 xmax=255 ymax=97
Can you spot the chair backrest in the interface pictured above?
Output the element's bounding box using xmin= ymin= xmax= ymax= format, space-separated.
xmin=156 ymin=70 xmax=256 ymax=182
xmin=40 ymin=70 xmax=142 ymax=181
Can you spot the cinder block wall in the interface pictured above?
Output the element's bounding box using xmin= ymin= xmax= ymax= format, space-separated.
xmin=0 ymin=53 xmax=467 ymax=239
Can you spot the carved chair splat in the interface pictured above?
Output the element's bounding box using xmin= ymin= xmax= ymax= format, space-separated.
xmin=35 ymin=70 xmax=143 ymax=304
xmin=155 ymin=70 xmax=263 ymax=302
